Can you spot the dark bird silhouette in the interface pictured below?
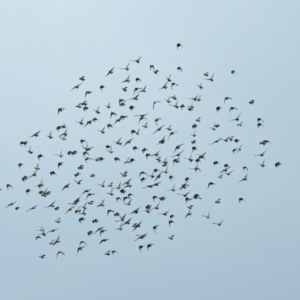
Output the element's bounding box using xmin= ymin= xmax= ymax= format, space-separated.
xmin=120 ymin=63 xmax=130 ymax=71
xmin=207 ymin=182 xmax=215 ymax=188
xmin=70 ymin=83 xmax=82 ymax=91
xmin=77 ymin=246 xmax=85 ymax=255
xmin=131 ymin=56 xmax=141 ymax=63
xmin=202 ymin=212 xmax=210 ymax=219
xmin=26 ymin=205 xmax=37 ymax=212
xmin=56 ymin=251 xmax=65 ymax=258
xmin=29 ymin=130 xmax=41 ymax=138
xmin=238 ymin=174 xmax=248 ymax=183
xmin=206 ymin=74 xmax=214 ymax=82
xmin=177 ymin=43 xmax=183 ymax=49
xmin=85 ymin=91 xmax=92 ymax=97
xmin=147 ymin=244 xmax=153 ymax=251
xmin=254 ymin=150 xmax=267 ymax=157
xmin=5 ymin=202 xmax=16 ymax=209
xmin=105 ymin=67 xmax=115 ymax=77
xmin=61 ymin=183 xmax=71 ymax=191
xmin=213 ymin=220 xmax=224 ymax=226
xmin=99 ymin=239 xmax=109 ymax=245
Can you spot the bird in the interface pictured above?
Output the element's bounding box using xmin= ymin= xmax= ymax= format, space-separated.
xmin=85 ymin=91 xmax=92 ymax=97
xmin=213 ymin=220 xmax=224 ymax=226
xmin=184 ymin=209 xmax=192 ymax=218
xmin=26 ymin=205 xmax=37 ymax=212
xmin=44 ymin=201 xmax=55 ymax=209
xmin=105 ymin=67 xmax=115 ymax=77
xmin=254 ymin=150 xmax=267 ymax=157
xmin=29 ymin=130 xmax=41 ymax=138
xmin=99 ymin=239 xmax=108 ymax=245
xmin=231 ymin=113 xmax=241 ymax=121
xmin=202 ymin=212 xmax=210 ymax=219
xmin=207 ymin=182 xmax=215 ymax=188
xmin=77 ymin=246 xmax=85 ymax=255
xmin=120 ymin=63 xmax=130 ymax=71
xmin=147 ymin=244 xmax=154 ymax=251
xmin=206 ymin=74 xmax=214 ymax=82
xmin=131 ymin=56 xmax=141 ymax=63
xmin=238 ymin=174 xmax=248 ymax=183
xmin=61 ymin=183 xmax=71 ymax=191
xmin=177 ymin=43 xmax=183 ymax=49
xmin=56 ymin=251 xmax=65 ymax=258
xmin=153 ymin=225 xmax=159 ymax=233
xmin=70 ymin=83 xmax=82 ymax=91
xmin=5 ymin=202 xmax=16 ymax=209
xmin=55 ymin=150 xmax=63 ymax=158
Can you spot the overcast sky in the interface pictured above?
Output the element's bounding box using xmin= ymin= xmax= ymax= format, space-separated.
xmin=0 ymin=1 xmax=299 ymax=300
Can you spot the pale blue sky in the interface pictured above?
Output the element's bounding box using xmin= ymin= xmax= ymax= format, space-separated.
xmin=0 ymin=2 xmax=299 ymax=300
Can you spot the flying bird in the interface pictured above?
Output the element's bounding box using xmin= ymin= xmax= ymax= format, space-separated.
xmin=29 ymin=130 xmax=41 ymax=138
xmin=105 ymin=67 xmax=115 ymax=77
xmin=70 ymin=83 xmax=82 ymax=91
xmin=131 ymin=56 xmax=141 ymax=63
xmin=213 ymin=220 xmax=224 ymax=226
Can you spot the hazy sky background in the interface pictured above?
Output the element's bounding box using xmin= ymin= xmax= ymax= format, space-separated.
xmin=0 ymin=1 xmax=300 ymax=300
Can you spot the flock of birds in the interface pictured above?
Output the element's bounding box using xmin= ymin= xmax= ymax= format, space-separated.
xmin=3 ymin=43 xmax=281 ymax=258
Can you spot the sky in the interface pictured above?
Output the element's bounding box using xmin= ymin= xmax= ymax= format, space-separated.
xmin=0 ymin=1 xmax=300 ymax=300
